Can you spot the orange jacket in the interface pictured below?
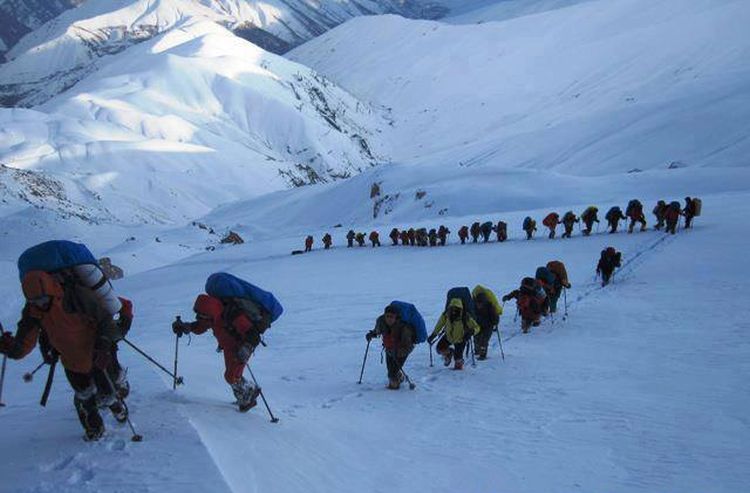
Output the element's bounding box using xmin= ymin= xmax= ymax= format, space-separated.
xmin=10 ymin=271 xmax=120 ymax=374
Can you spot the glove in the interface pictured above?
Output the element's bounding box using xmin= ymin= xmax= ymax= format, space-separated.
xmin=236 ymin=344 xmax=253 ymax=364
xmin=427 ymin=334 xmax=436 ymax=345
xmin=0 ymin=332 xmax=14 ymax=355
xmin=565 ymin=282 xmax=572 ymax=289
xmin=117 ymin=297 xmax=133 ymax=336
xmin=93 ymin=339 xmax=112 ymax=370
xmin=172 ymin=319 xmax=190 ymax=337
xmin=463 ymin=331 xmax=474 ymax=342
xmin=245 ymin=328 xmax=261 ymax=348
xmin=501 ymin=295 xmax=511 ymax=302
xmin=365 ymin=329 xmax=377 ymax=342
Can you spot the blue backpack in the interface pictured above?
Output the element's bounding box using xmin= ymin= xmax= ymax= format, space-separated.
xmin=18 ymin=240 xmax=97 ymax=280
xmin=445 ymin=287 xmax=476 ymax=320
xmin=389 ymin=301 xmax=427 ymax=344
xmin=535 ymin=266 xmax=556 ymax=287
xmin=205 ymin=272 xmax=283 ymax=322
xmin=523 ymin=217 xmax=533 ymax=230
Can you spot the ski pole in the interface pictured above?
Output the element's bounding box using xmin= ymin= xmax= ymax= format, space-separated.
xmin=173 ymin=333 xmax=180 ymax=391
xmin=245 ymin=364 xmax=279 ymax=423
xmin=0 ymin=355 xmax=6 ymax=408
xmin=400 ymin=367 xmax=416 ymax=390
xmin=0 ymin=324 xmax=6 ymax=407
xmin=23 ymin=361 xmax=46 ymax=382
xmin=495 ymin=325 xmax=505 ymax=361
xmin=122 ymin=338 xmax=184 ymax=385
xmin=358 ymin=339 xmax=371 ymax=384
xmin=102 ymin=371 xmax=143 ymax=442
xmin=39 ymin=358 xmax=57 ymax=407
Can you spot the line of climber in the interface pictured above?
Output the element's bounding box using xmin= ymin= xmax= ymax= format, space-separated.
xmin=301 ymin=197 xmax=701 ymax=251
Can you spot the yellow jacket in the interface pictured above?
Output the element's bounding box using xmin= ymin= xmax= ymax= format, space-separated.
xmin=431 ymin=298 xmax=480 ymax=344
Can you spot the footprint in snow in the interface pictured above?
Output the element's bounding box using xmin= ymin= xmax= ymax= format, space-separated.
xmin=41 ymin=454 xmax=77 ymax=473
xmin=107 ymin=439 xmax=127 ymax=451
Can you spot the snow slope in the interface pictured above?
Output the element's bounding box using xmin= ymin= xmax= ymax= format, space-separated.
xmin=0 ymin=1 xmax=748 ymax=491
xmin=289 ymin=0 xmax=750 ymax=175
xmin=0 ymin=20 xmax=387 ymax=224
xmin=443 ymin=0 xmax=595 ymax=23
xmin=1 ymin=191 xmax=748 ymax=493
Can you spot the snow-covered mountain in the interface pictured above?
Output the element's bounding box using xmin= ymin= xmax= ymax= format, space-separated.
xmin=290 ymin=0 xmax=750 ymax=175
xmin=0 ymin=0 xmax=447 ymax=107
xmin=0 ymin=20 xmax=388 ymax=224
xmin=0 ymin=1 xmax=749 ymax=492
xmin=0 ymin=0 xmax=82 ymax=60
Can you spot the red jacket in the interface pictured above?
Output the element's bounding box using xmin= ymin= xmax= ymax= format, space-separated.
xmin=190 ymin=295 xmax=253 ymax=352
xmin=543 ymin=213 xmax=559 ymax=228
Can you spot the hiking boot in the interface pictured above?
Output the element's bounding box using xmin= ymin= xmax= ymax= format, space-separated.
xmin=232 ymin=379 xmax=261 ymax=413
xmin=477 ymin=347 xmax=488 ymax=361
xmin=114 ymin=368 xmax=130 ymax=400
xmin=453 ymin=359 xmax=464 ymax=371
xmin=387 ymin=378 xmax=401 ymax=390
xmin=95 ymin=391 xmax=116 ymax=409
xmin=75 ymin=395 xmax=105 ymax=441
xmin=109 ymin=401 xmax=128 ymax=424
xmin=442 ymin=349 xmax=453 ymax=367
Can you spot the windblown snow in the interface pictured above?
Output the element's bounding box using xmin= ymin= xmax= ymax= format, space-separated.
xmin=0 ymin=0 xmax=749 ymax=492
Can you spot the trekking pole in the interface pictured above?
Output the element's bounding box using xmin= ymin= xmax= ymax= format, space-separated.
xmin=400 ymin=366 xmax=417 ymax=390
xmin=0 ymin=324 xmax=6 ymax=407
xmin=495 ymin=325 xmax=505 ymax=361
xmin=122 ymin=338 xmax=184 ymax=385
xmin=23 ymin=361 xmax=46 ymax=382
xmin=358 ymin=339 xmax=371 ymax=384
xmin=39 ymin=358 xmax=57 ymax=407
xmin=102 ymin=371 xmax=143 ymax=442
xmin=245 ymin=364 xmax=279 ymax=423
xmin=514 ymin=307 xmax=519 ymax=323
xmin=429 ymin=342 xmax=433 ymax=367
xmin=470 ymin=339 xmax=476 ymax=367
xmin=563 ymin=288 xmax=569 ymax=321
xmin=0 ymin=354 xmax=5 ymax=407
xmin=172 ymin=331 xmax=180 ymax=391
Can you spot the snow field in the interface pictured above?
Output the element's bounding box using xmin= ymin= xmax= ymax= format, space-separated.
xmin=3 ymin=191 xmax=746 ymax=492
